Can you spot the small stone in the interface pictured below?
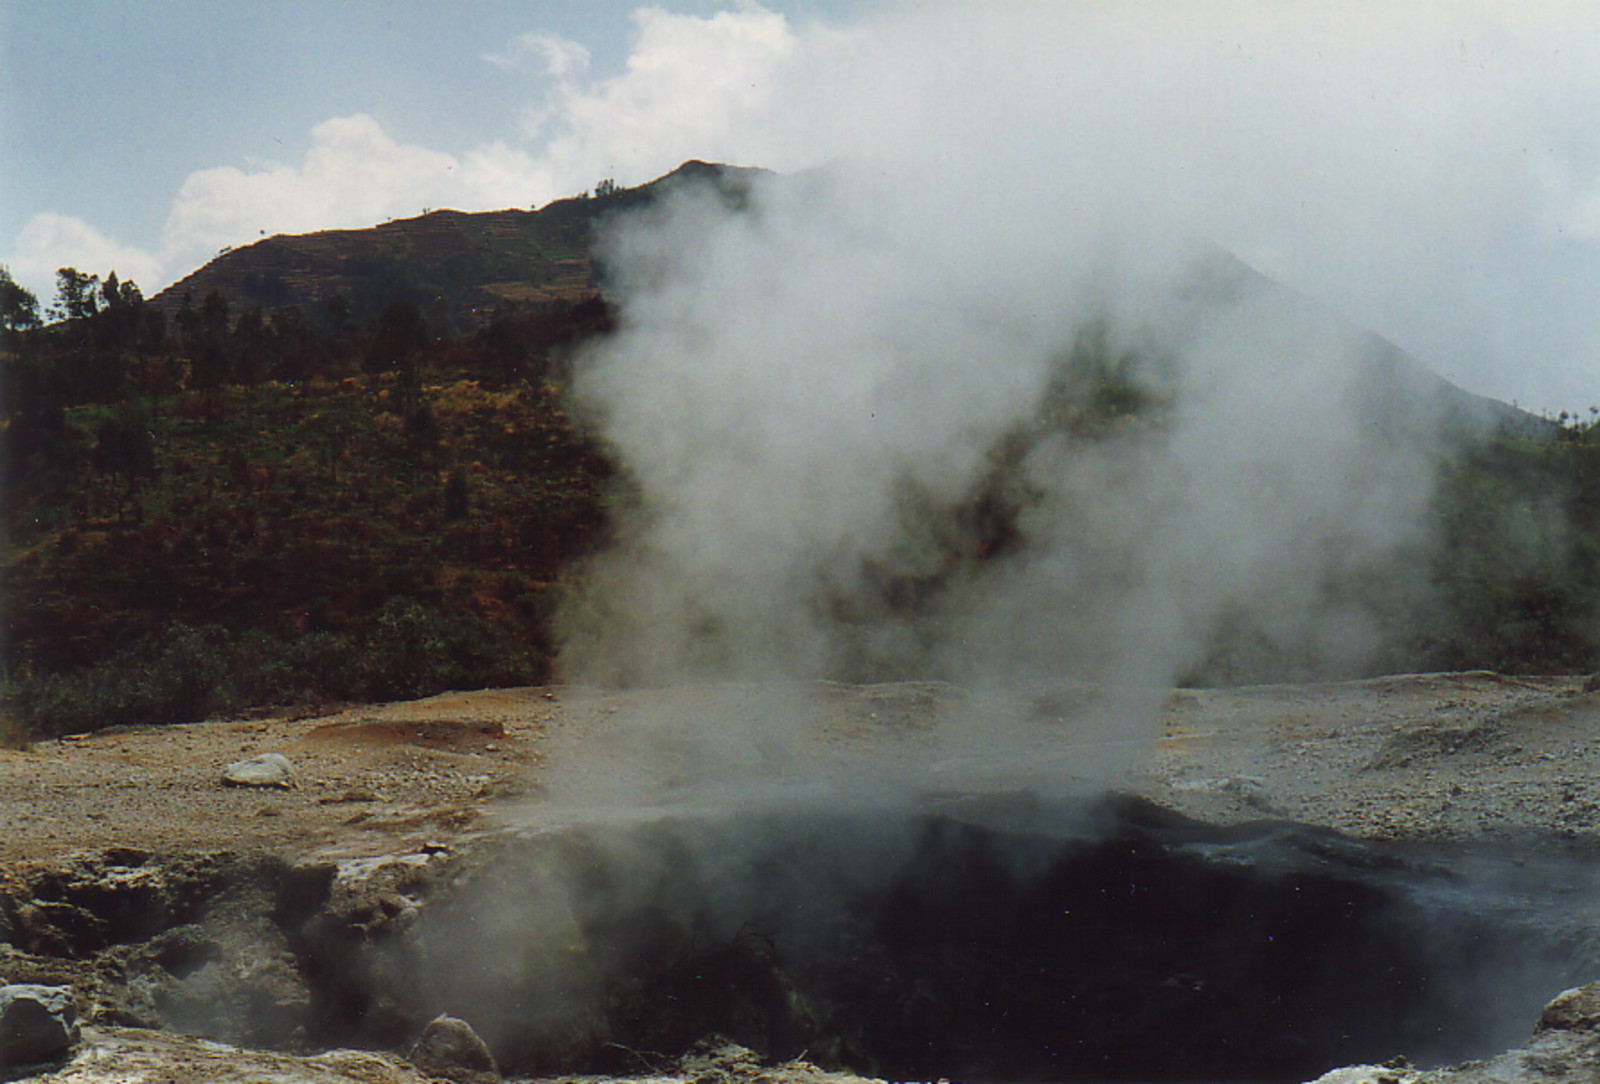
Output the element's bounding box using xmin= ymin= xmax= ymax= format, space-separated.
xmin=223 ymin=753 xmax=296 ymax=788
xmin=408 ymin=1014 xmax=500 ymax=1083
xmin=0 ymin=983 xmax=80 ymax=1066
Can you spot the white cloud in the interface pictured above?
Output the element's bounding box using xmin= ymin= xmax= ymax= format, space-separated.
xmin=6 ymin=0 xmax=1600 ymax=412
xmin=8 ymin=212 xmax=165 ymax=305
xmin=484 ymin=31 xmax=592 ymax=80
xmin=5 ymin=4 xmax=813 ymax=301
xmin=523 ymin=5 xmax=805 ymax=184
xmin=6 ymin=110 xmax=574 ymax=302
xmin=489 ymin=31 xmax=594 ymax=141
xmin=157 ymin=114 xmax=471 ymax=271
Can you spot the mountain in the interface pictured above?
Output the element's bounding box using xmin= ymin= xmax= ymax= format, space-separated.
xmin=149 ymin=160 xmax=770 ymax=329
xmin=6 ymin=160 xmax=1594 ymax=743
xmin=1170 ymin=246 xmax=1555 ymax=441
xmin=148 ymin=160 xmax=1543 ymax=439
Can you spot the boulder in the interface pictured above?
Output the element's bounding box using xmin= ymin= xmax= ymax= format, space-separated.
xmin=407 ymin=1014 xmax=500 ymax=1084
xmin=222 ymin=752 xmax=295 ymax=788
xmin=0 ymin=983 xmax=79 ymax=1066
xmin=1536 ymin=981 xmax=1600 ymax=1032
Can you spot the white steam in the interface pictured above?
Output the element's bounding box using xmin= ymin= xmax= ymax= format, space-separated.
xmin=527 ymin=3 xmax=1542 ymax=802
xmin=556 ymin=163 xmax=1450 ymax=715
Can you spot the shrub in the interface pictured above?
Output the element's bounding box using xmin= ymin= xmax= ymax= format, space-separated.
xmin=355 ymin=598 xmax=541 ymax=701
xmin=0 ymin=705 xmax=26 ymax=750
xmin=2 ymin=601 xmax=549 ymax=739
xmin=4 ymin=621 xmax=235 ymax=736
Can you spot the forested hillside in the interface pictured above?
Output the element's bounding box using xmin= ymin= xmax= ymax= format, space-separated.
xmin=2 ymin=265 xmax=615 ymax=738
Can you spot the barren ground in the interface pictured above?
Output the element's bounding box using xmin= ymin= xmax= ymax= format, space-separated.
xmin=3 ymin=670 xmax=1598 ymax=866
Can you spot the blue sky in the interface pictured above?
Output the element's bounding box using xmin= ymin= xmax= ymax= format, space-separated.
xmin=4 ymin=1 xmax=1600 ymax=414
xmin=0 ymin=1 xmax=855 ymax=293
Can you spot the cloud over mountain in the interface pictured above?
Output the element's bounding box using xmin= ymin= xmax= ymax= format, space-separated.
xmin=7 ymin=2 xmax=1600 ymax=411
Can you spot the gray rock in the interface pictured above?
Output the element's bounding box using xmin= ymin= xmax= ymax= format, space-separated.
xmin=1536 ymin=981 xmax=1600 ymax=1032
xmin=7 ymin=1025 xmax=435 ymax=1082
xmin=222 ymin=752 xmax=295 ymax=788
xmin=407 ymin=1014 xmax=500 ymax=1083
xmin=0 ymin=983 xmax=79 ymax=1066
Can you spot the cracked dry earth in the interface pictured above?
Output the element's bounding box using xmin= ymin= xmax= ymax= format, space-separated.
xmin=3 ymin=670 xmax=1600 ymax=1083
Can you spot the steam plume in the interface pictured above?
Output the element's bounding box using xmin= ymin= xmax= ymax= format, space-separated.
xmin=555 ymin=162 xmax=1448 ymax=716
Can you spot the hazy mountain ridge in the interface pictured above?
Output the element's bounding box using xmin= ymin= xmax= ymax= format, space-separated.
xmin=1173 ymin=246 xmax=1553 ymax=440
xmin=149 ymin=160 xmax=1545 ymax=442
xmin=148 ymin=160 xmax=771 ymax=329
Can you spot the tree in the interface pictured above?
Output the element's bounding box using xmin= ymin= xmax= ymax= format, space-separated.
xmin=99 ymin=272 xmax=142 ymax=313
xmin=175 ymin=290 xmax=201 ymax=346
xmin=200 ymin=290 xmax=230 ymax=334
xmin=90 ymin=409 xmax=157 ymax=520
xmin=53 ymin=267 xmax=101 ymax=321
xmin=267 ymin=306 xmax=326 ymax=383
xmin=325 ymin=291 xmax=352 ymax=331
xmin=366 ymin=300 xmax=428 ymax=372
xmin=0 ymin=264 xmax=41 ymax=332
xmin=232 ymin=307 xmax=269 ymax=384
xmin=94 ymin=272 xmax=148 ymax=354
xmin=443 ymin=468 xmax=470 ymax=521
xmin=186 ymin=291 xmax=235 ymax=391
xmin=367 ymin=300 xmax=431 ymax=422
xmin=101 ymin=271 xmax=122 ymax=312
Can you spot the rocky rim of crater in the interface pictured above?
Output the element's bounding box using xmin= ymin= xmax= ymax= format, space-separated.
xmin=3 ymin=672 xmax=1599 ymax=1082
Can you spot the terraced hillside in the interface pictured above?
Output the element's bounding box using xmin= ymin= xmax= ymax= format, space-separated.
xmin=149 ymin=161 xmax=768 ymax=329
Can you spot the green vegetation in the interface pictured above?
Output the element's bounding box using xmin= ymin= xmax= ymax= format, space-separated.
xmin=832 ymin=320 xmax=1600 ymax=687
xmin=6 ymin=601 xmax=541 ymax=736
xmin=0 ymin=167 xmax=758 ymax=740
xmin=3 ymin=264 xmax=615 ymax=737
xmin=1413 ymin=414 xmax=1600 ymax=673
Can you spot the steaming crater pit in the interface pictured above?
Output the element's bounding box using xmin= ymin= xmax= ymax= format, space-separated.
xmin=312 ymin=791 xmax=1600 ymax=1083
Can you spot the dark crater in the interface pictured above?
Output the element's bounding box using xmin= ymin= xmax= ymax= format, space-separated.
xmin=5 ymin=794 xmax=1597 ymax=1082
xmin=353 ymin=793 xmax=1600 ymax=1082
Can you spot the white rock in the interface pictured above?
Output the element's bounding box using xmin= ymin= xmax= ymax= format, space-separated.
xmin=1302 ymin=1070 xmax=1421 ymax=1084
xmin=222 ymin=752 xmax=295 ymax=788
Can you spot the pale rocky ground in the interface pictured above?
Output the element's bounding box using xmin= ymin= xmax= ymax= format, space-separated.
xmin=3 ymin=671 xmax=1598 ymax=865
xmin=21 ymin=1029 xmax=868 ymax=1084
xmin=4 ymin=671 xmax=1600 ymax=1083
